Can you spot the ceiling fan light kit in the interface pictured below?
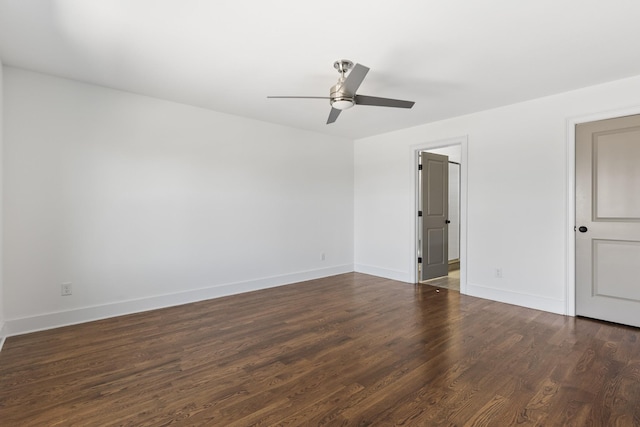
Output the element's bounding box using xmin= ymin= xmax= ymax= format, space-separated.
xmin=268 ymin=59 xmax=415 ymax=124
xmin=330 ymin=98 xmax=355 ymax=110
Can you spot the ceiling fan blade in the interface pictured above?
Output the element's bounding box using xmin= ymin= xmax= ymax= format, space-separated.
xmin=343 ymin=63 xmax=370 ymax=95
xmin=327 ymin=108 xmax=341 ymax=124
xmin=354 ymin=95 xmax=415 ymax=108
xmin=267 ymin=96 xmax=329 ymax=99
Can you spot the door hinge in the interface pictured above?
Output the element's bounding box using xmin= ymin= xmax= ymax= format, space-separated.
xmin=418 ymin=210 xmax=423 ymax=217
xmin=418 ymin=164 xmax=423 ymax=170
xmin=418 ymin=257 xmax=422 ymax=264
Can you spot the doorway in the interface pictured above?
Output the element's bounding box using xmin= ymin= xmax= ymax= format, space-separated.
xmin=566 ymin=107 xmax=640 ymax=318
xmin=418 ymin=150 xmax=460 ymax=290
xmin=412 ymin=137 xmax=468 ymax=293
xmin=575 ymin=114 xmax=640 ymax=327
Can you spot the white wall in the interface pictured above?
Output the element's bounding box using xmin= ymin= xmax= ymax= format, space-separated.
xmin=3 ymin=68 xmax=354 ymax=335
xmin=354 ymin=74 xmax=640 ymax=314
xmin=0 ymin=60 xmax=4 ymax=346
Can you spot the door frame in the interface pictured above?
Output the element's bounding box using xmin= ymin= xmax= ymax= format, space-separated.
xmin=565 ymin=105 xmax=640 ymax=316
xmin=411 ymin=136 xmax=468 ymax=293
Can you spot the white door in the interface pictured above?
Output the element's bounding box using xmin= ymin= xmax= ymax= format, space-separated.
xmin=420 ymin=152 xmax=449 ymax=281
xmin=576 ymin=115 xmax=640 ymax=328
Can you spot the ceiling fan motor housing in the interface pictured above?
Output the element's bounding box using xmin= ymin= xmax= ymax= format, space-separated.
xmin=330 ymin=78 xmax=355 ymax=110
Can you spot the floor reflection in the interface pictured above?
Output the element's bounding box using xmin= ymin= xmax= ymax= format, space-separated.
xmin=420 ymin=266 xmax=460 ymax=291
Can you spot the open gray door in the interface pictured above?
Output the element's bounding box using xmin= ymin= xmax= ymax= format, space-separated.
xmin=420 ymin=152 xmax=449 ymax=281
xmin=576 ymin=115 xmax=640 ymax=327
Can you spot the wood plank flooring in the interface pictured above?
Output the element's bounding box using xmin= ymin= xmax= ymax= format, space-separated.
xmin=1 ymin=272 xmax=640 ymax=426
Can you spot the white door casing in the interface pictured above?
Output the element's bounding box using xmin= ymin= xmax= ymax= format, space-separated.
xmin=411 ymin=136 xmax=468 ymax=291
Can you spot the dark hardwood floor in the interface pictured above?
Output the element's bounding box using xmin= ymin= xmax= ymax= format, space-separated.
xmin=1 ymin=273 xmax=639 ymax=426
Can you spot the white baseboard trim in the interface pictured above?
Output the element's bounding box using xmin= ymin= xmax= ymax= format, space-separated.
xmin=354 ymin=264 xmax=412 ymax=283
xmin=466 ymin=282 xmax=565 ymax=315
xmin=4 ymin=264 xmax=354 ymax=338
xmin=0 ymin=322 xmax=6 ymax=352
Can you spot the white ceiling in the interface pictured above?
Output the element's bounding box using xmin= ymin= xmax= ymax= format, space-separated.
xmin=2 ymin=1 xmax=640 ymax=139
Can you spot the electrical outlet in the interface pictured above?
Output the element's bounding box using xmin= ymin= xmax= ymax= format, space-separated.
xmin=495 ymin=268 xmax=503 ymax=278
xmin=61 ymin=282 xmax=73 ymax=296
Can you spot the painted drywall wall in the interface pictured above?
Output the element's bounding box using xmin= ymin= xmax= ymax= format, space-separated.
xmin=0 ymin=60 xmax=4 ymax=344
xmin=3 ymin=68 xmax=354 ymax=334
xmin=354 ymin=74 xmax=640 ymax=314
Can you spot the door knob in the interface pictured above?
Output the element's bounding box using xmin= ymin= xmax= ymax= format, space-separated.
xmin=578 ymin=226 xmax=588 ymax=233
xmin=445 ymin=220 xmax=451 ymax=224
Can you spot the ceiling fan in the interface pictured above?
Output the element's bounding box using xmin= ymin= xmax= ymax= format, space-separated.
xmin=268 ymin=60 xmax=415 ymax=124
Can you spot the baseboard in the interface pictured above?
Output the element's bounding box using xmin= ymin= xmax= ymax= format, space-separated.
xmin=466 ymin=282 xmax=565 ymax=315
xmin=4 ymin=264 xmax=354 ymax=338
xmin=0 ymin=322 xmax=6 ymax=352
xmin=354 ymin=264 xmax=412 ymax=283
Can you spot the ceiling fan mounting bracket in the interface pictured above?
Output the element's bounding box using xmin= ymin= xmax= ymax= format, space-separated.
xmin=333 ymin=60 xmax=354 ymax=75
